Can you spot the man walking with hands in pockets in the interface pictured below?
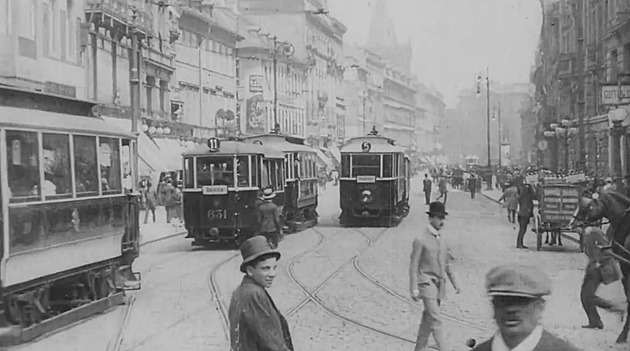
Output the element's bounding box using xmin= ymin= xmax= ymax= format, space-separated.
xmin=410 ymin=201 xmax=461 ymax=351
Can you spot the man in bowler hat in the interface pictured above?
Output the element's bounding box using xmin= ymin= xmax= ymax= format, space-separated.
xmin=472 ymin=264 xmax=579 ymax=351
xmin=410 ymin=201 xmax=461 ymax=351
xmin=228 ymin=236 xmax=293 ymax=351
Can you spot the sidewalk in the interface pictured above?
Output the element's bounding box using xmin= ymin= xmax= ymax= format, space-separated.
xmin=138 ymin=206 xmax=186 ymax=246
xmin=480 ymin=188 xmax=503 ymax=203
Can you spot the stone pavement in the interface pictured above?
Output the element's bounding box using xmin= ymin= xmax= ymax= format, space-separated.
xmin=138 ymin=206 xmax=186 ymax=246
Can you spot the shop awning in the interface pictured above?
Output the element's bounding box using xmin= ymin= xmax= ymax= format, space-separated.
xmin=313 ymin=148 xmax=335 ymax=170
xmin=329 ymin=145 xmax=342 ymax=164
xmin=153 ymin=138 xmax=186 ymax=170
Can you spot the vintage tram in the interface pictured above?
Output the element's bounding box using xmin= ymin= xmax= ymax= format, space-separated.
xmin=241 ymin=133 xmax=319 ymax=232
xmin=0 ymin=86 xmax=140 ymax=343
xmin=182 ymin=138 xmax=286 ymax=246
xmin=339 ymin=129 xmax=411 ymax=227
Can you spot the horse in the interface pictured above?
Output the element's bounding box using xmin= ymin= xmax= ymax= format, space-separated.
xmin=575 ymin=190 xmax=630 ymax=343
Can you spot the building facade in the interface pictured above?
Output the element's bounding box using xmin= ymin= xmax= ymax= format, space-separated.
xmin=173 ymin=4 xmax=239 ymax=139
xmin=237 ymin=20 xmax=307 ymax=137
xmin=236 ymin=0 xmax=346 ymax=147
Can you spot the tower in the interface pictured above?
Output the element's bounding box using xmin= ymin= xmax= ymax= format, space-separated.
xmin=366 ymin=0 xmax=411 ymax=72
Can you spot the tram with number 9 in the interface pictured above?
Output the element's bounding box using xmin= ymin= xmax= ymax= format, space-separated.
xmin=339 ymin=128 xmax=411 ymax=227
xmin=0 ymin=86 xmax=140 ymax=340
xmin=182 ymin=138 xmax=286 ymax=246
xmin=242 ymin=132 xmax=319 ymax=232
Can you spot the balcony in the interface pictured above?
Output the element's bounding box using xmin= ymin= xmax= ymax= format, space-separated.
xmin=608 ymin=3 xmax=630 ymax=33
xmin=86 ymin=0 xmax=153 ymax=36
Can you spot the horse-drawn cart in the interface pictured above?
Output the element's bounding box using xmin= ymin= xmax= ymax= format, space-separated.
xmin=533 ymin=183 xmax=584 ymax=251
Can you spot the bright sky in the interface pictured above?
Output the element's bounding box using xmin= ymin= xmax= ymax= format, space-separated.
xmin=329 ymin=0 xmax=543 ymax=106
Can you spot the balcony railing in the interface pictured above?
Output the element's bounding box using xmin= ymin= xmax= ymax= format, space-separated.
xmin=86 ymin=0 xmax=153 ymax=35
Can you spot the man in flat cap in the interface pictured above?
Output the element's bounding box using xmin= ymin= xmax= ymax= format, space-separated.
xmin=228 ymin=236 xmax=293 ymax=351
xmin=410 ymin=201 xmax=461 ymax=351
xmin=473 ymin=264 xmax=579 ymax=351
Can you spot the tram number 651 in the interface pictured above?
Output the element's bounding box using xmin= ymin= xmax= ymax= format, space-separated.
xmin=208 ymin=209 xmax=227 ymax=220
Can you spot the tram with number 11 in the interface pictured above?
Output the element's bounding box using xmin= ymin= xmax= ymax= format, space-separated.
xmin=182 ymin=138 xmax=286 ymax=246
xmin=339 ymin=127 xmax=411 ymax=227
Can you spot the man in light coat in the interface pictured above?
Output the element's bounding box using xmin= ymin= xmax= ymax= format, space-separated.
xmin=499 ymin=183 xmax=519 ymax=224
xmin=410 ymin=202 xmax=460 ymax=351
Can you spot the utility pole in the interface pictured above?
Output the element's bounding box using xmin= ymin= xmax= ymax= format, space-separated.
xmin=486 ymin=67 xmax=493 ymax=190
xmin=497 ymin=100 xmax=502 ymax=168
xmin=129 ymin=10 xmax=140 ymax=191
xmin=272 ymin=36 xmax=279 ymax=132
xmin=362 ymin=90 xmax=367 ymax=134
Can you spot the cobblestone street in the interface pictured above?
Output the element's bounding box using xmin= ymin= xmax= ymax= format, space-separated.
xmin=9 ymin=182 xmax=628 ymax=350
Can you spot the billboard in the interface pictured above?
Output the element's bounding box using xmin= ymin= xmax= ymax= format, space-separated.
xmin=245 ymin=94 xmax=266 ymax=134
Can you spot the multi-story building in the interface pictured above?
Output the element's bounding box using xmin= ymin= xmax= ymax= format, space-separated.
xmin=236 ymin=18 xmax=307 ymax=137
xmin=415 ymin=83 xmax=445 ymax=155
xmin=235 ymin=0 xmax=346 ymax=148
xmin=173 ymin=2 xmax=239 ymax=139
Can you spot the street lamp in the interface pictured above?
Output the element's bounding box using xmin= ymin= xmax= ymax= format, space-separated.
xmin=608 ymin=107 xmax=627 ymax=187
xmin=545 ymin=120 xmax=578 ymax=173
xmin=476 ymin=68 xmax=492 ymax=190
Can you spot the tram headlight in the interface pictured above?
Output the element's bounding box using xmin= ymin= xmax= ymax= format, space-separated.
xmin=361 ymin=190 xmax=373 ymax=204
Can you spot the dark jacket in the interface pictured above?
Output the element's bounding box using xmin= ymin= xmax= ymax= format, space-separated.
xmin=517 ymin=184 xmax=536 ymax=218
xmin=423 ymin=178 xmax=432 ymax=193
xmin=256 ymin=201 xmax=281 ymax=234
xmin=472 ymin=329 xmax=580 ymax=351
xmin=228 ymin=276 xmax=293 ymax=351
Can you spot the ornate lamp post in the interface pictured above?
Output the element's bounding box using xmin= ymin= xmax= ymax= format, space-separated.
xmin=270 ymin=36 xmax=294 ymax=133
xmin=544 ymin=119 xmax=578 ymax=174
xmin=608 ymin=107 xmax=627 ymax=187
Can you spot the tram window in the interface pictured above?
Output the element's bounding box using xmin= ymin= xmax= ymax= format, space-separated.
xmin=6 ymin=130 xmax=40 ymax=202
xmin=236 ymin=156 xmax=250 ymax=187
xmin=262 ymin=160 xmax=271 ymax=188
xmin=382 ymin=154 xmax=393 ymax=178
xmin=183 ymin=157 xmax=194 ymax=188
xmin=42 ymin=133 xmax=72 ymax=199
xmin=251 ymin=156 xmax=259 ymax=187
xmin=196 ymin=157 xmax=234 ymax=187
xmin=292 ymin=154 xmax=299 ymax=179
xmin=99 ymin=138 xmax=122 ymax=194
xmin=341 ymin=155 xmax=350 ymax=177
xmin=352 ymin=154 xmax=380 ymax=177
xmin=74 ymin=135 xmax=99 ymax=197
xmin=274 ymin=161 xmax=284 ymax=190
xmin=269 ymin=162 xmax=277 ymax=190
xmin=121 ymin=140 xmax=133 ymax=192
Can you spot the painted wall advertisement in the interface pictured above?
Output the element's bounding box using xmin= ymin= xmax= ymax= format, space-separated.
xmin=245 ymin=94 xmax=266 ymax=134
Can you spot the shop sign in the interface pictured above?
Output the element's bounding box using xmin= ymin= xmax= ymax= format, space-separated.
xmin=44 ymin=81 xmax=76 ymax=98
xmin=249 ymin=75 xmax=263 ymax=92
xmin=601 ymin=85 xmax=630 ymax=105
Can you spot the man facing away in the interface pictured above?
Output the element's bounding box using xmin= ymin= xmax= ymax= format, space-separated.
xmin=473 ymin=264 xmax=580 ymax=351
xmin=516 ymin=182 xmax=536 ymax=249
xmin=468 ymin=174 xmax=477 ymax=199
xmin=256 ymin=188 xmax=283 ymax=249
xmin=228 ymin=236 xmax=294 ymax=351
xmin=410 ymin=201 xmax=461 ymax=351
xmin=423 ymin=174 xmax=432 ymax=205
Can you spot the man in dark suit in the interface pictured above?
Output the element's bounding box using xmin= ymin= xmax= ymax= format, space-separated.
xmin=472 ymin=264 xmax=580 ymax=351
xmin=516 ymin=182 xmax=536 ymax=249
xmin=423 ymin=174 xmax=432 ymax=205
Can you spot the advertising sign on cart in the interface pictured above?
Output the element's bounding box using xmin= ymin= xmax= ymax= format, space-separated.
xmin=541 ymin=185 xmax=580 ymax=224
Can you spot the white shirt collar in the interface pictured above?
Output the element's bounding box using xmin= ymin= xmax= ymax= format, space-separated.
xmin=427 ymin=224 xmax=440 ymax=238
xmin=491 ymin=325 xmax=543 ymax=351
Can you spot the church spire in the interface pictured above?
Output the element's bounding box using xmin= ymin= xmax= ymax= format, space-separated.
xmin=367 ymin=0 xmax=397 ymax=47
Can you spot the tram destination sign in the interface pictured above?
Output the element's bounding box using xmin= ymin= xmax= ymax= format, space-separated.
xmin=541 ymin=186 xmax=580 ymax=223
xmin=202 ymin=185 xmax=228 ymax=195
xmin=356 ymin=176 xmax=376 ymax=183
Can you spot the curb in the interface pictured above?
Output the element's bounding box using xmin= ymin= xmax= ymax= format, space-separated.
xmin=480 ymin=191 xmax=501 ymax=204
xmin=139 ymin=230 xmax=187 ymax=247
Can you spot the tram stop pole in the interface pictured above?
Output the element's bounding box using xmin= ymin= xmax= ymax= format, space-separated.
xmin=130 ymin=14 xmax=141 ymax=192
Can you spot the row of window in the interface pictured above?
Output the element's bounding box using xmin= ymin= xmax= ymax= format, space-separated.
xmin=340 ymin=154 xmax=408 ymax=178
xmin=4 ymin=130 xmax=131 ymax=204
xmin=184 ymin=155 xmax=285 ymax=191
xmin=285 ymin=152 xmax=317 ymax=180
xmin=261 ymin=61 xmax=305 ymax=98
xmin=0 ymin=0 xmax=81 ymax=63
xmin=178 ymin=30 xmax=235 ymax=77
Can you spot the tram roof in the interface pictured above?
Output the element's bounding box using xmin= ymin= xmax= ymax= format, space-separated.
xmin=240 ymin=134 xmax=315 ymax=153
xmin=0 ymin=105 xmax=135 ymax=138
xmin=340 ymin=135 xmax=407 ymax=154
xmin=182 ymin=140 xmax=285 ymax=158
